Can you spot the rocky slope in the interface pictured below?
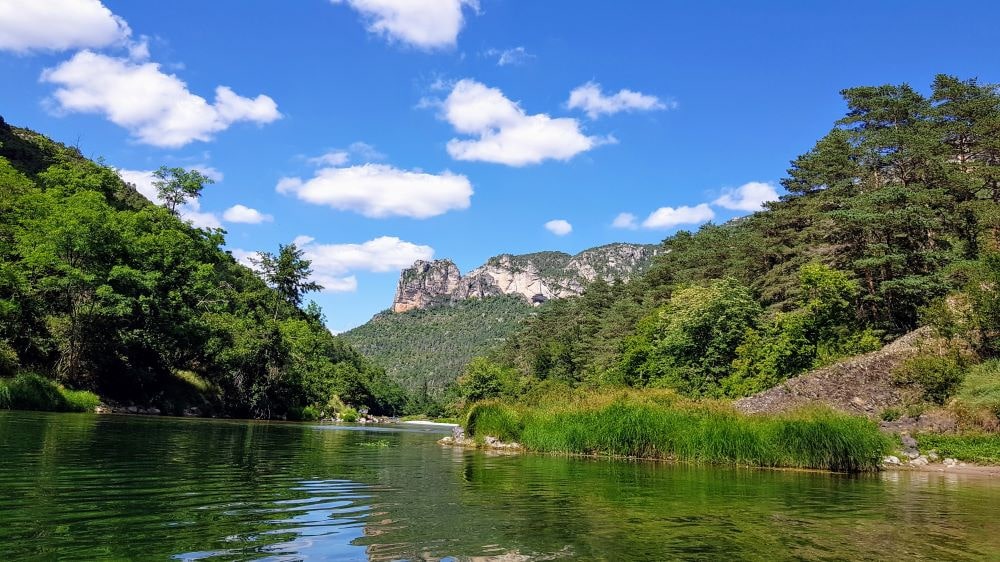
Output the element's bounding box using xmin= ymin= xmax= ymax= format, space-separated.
xmin=392 ymin=243 xmax=659 ymax=313
xmin=734 ymin=328 xmax=931 ymax=419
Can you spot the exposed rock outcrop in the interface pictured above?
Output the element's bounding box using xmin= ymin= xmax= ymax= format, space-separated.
xmin=391 ymin=243 xmax=659 ymax=313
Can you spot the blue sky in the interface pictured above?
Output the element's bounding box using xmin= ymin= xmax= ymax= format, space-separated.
xmin=2 ymin=0 xmax=998 ymax=332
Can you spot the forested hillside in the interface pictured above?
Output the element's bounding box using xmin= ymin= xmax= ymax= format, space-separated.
xmin=453 ymin=75 xmax=1000 ymax=412
xmin=341 ymin=295 xmax=533 ymax=397
xmin=0 ymin=118 xmax=407 ymax=419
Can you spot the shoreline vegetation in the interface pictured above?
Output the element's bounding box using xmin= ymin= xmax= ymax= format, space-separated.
xmin=457 ymin=391 xmax=890 ymax=473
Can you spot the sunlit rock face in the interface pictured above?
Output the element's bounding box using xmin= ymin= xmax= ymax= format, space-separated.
xmin=391 ymin=244 xmax=660 ymax=313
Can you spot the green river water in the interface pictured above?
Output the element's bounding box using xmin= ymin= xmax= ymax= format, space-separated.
xmin=1 ymin=411 xmax=999 ymax=561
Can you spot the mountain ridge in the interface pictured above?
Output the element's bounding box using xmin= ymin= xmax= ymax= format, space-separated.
xmin=391 ymin=243 xmax=659 ymax=313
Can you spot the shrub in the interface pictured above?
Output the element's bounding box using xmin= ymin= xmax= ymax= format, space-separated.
xmin=881 ymin=407 xmax=902 ymax=422
xmin=0 ymin=341 xmax=17 ymax=378
xmin=340 ymin=407 xmax=359 ymax=422
xmin=457 ymin=357 xmax=520 ymax=402
xmin=893 ymin=349 xmax=968 ymax=404
xmin=0 ymin=373 xmax=100 ymax=412
xmin=951 ymin=360 xmax=1000 ymax=430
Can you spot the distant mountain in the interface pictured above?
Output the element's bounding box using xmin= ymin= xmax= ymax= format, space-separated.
xmin=342 ymin=243 xmax=661 ymax=393
xmin=391 ymin=243 xmax=660 ymax=313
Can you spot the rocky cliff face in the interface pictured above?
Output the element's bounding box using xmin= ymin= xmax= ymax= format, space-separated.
xmin=391 ymin=243 xmax=659 ymax=313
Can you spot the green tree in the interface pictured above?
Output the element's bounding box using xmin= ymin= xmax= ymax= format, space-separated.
xmin=152 ymin=166 xmax=214 ymax=215
xmin=254 ymin=243 xmax=322 ymax=319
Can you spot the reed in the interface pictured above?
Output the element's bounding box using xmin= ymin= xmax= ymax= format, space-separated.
xmin=465 ymin=391 xmax=889 ymax=472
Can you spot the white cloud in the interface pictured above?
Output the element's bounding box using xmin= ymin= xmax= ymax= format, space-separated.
xmin=544 ymin=219 xmax=572 ymax=236
xmin=440 ymin=79 xmax=608 ymax=166
xmin=641 ymin=204 xmax=715 ymax=230
xmin=308 ymin=151 xmax=350 ymax=167
xmin=306 ymin=142 xmax=384 ymax=167
xmin=567 ymin=82 xmax=669 ymax=119
xmin=42 ymin=51 xmax=281 ymax=147
xmin=181 ymin=203 xmax=223 ymax=229
xmin=0 ymin=0 xmax=131 ymax=53
xmin=612 ymin=212 xmax=638 ymax=230
xmin=301 ymin=236 xmax=434 ymax=274
xmin=485 ymin=46 xmax=534 ymax=66
xmin=223 ymin=204 xmax=273 ymax=224
xmin=314 ymin=275 xmax=359 ymax=293
xmin=331 ymin=0 xmax=478 ymax=49
xmin=277 ymin=163 xmax=472 ymax=219
xmin=116 ymin=168 xmax=222 ymax=228
xmin=192 ymin=165 xmax=224 ymax=182
xmin=712 ymin=181 xmax=780 ymax=212
xmin=229 ymin=248 xmax=260 ymax=268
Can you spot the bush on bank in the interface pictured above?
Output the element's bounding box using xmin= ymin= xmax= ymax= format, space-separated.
xmin=0 ymin=373 xmax=100 ymax=413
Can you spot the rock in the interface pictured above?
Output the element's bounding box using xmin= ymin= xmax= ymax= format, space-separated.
xmin=452 ymin=426 xmax=465 ymax=440
xmin=390 ymin=244 xmax=659 ymax=313
xmin=95 ymin=405 xmax=111 ymax=414
xmin=883 ymin=455 xmax=901 ymax=465
xmin=943 ymin=458 xmax=958 ymax=467
xmin=148 ymin=407 xmax=161 ymax=416
xmin=909 ymin=455 xmax=929 ymax=466
xmin=484 ymin=436 xmax=498 ymax=446
xmin=927 ymin=450 xmax=939 ymax=462
xmin=126 ymin=406 xmax=138 ymax=414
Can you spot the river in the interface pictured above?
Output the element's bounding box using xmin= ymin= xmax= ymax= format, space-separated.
xmin=1 ymin=411 xmax=998 ymax=560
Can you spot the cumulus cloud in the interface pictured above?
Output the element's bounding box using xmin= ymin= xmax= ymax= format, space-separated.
xmin=242 ymin=235 xmax=433 ymax=293
xmin=0 ymin=0 xmax=131 ymax=53
xmin=712 ymin=181 xmax=780 ymax=212
xmin=567 ymin=82 xmax=669 ymax=119
xmin=641 ymin=204 xmax=715 ymax=230
xmin=277 ymin=163 xmax=472 ymax=219
xmin=485 ymin=46 xmax=534 ymax=66
xmin=42 ymin=51 xmax=281 ymax=147
xmin=331 ymin=0 xmax=478 ymax=49
xmin=223 ymin=204 xmax=273 ymax=224
xmin=544 ymin=219 xmax=572 ymax=236
xmin=612 ymin=212 xmax=638 ymax=230
xmin=440 ymin=79 xmax=609 ymax=166
xmin=117 ymin=168 xmax=222 ymax=229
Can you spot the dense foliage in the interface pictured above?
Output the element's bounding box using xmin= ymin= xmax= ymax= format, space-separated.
xmin=454 ymin=75 xmax=1000 ymax=408
xmin=0 ymin=118 xmax=406 ymax=418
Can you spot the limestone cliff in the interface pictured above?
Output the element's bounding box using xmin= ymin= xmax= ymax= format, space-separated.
xmin=391 ymin=243 xmax=659 ymax=313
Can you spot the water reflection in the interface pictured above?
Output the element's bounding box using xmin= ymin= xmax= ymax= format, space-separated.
xmin=1 ymin=412 xmax=999 ymax=561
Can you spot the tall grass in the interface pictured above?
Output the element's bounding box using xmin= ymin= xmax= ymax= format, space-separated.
xmin=0 ymin=373 xmax=101 ymax=413
xmin=465 ymin=391 xmax=890 ymax=472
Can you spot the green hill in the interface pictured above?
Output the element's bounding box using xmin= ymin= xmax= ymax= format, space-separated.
xmin=341 ymin=295 xmax=534 ymax=394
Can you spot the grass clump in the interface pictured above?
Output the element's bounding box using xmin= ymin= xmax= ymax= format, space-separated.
xmin=464 ymin=391 xmax=890 ymax=472
xmin=916 ymin=433 xmax=1000 ymax=464
xmin=951 ymin=359 xmax=1000 ymax=430
xmin=0 ymin=373 xmax=101 ymax=413
xmin=466 ymin=401 xmax=523 ymax=443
